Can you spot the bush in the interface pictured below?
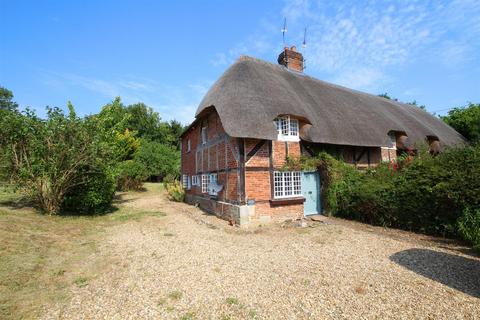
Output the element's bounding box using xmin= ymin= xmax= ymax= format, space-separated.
xmin=62 ymin=166 xmax=116 ymax=214
xmin=165 ymin=180 xmax=185 ymax=202
xmin=457 ymin=208 xmax=480 ymax=251
xmin=324 ymin=145 xmax=480 ymax=238
xmin=116 ymin=160 xmax=148 ymax=191
xmin=0 ymin=104 xmax=117 ymax=214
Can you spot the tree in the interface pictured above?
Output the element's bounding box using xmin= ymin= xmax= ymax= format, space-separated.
xmin=0 ymin=103 xmax=116 ymax=214
xmin=442 ymin=103 xmax=480 ymax=143
xmin=0 ymin=86 xmax=18 ymax=111
xmin=135 ymin=140 xmax=180 ymax=179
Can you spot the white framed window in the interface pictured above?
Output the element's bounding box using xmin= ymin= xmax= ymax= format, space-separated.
xmin=273 ymin=171 xmax=301 ymax=198
xmin=201 ymin=174 xmax=209 ymax=193
xmin=187 ymin=139 xmax=191 ymax=152
xmin=274 ymin=115 xmax=299 ymax=141
xmin=192 ymin=175 xmax=199 ymax=186
xmin=201 ymin=127 xmax=207 ymax=145
xmin=182 ymin=175 xmax=191 ymax=190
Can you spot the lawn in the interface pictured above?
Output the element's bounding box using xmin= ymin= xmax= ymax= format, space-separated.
xmin=0 ymin=183 xmax=166 ymax=319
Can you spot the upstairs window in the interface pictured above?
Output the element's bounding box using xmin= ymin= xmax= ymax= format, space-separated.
xmin=201 ymin=127 xmax=207 ymax=145
xmin=387 ymin=132 xmax=396 ymax=149
xmin=187 ymin=139 xmax=191 ymax=152
xmin=275 ymin=115 xmax=299 ymax=141
xmin=273 ymin=171 xmax=301 ymax=198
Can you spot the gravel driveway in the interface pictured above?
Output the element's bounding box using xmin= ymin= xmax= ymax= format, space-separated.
xmin=43 ymin=190 xmax=480 ymax=320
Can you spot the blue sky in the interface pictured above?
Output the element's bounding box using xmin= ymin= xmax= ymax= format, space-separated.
xmin=1 ymin=0 xmax=479 ymax=124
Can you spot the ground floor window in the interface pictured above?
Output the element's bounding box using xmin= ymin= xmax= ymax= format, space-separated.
xmin=201 ymin=174 xmax=208 ymax=193
xmin=182 ymin=175 xmax=191 ymax=190
xmin=273 ymin=171 xmax=301 ymax=198
xmin=192 ymin=175 xmax=199 ymax=186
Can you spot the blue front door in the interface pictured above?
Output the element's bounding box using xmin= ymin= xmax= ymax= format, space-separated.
xmin=301 ymin=171 xmax=321 ymax=216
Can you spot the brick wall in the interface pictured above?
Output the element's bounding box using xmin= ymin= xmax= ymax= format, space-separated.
xmin=181 ymin=110 xmax=240 ymax=202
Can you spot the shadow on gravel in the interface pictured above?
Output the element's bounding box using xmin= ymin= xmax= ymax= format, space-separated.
xmin=390 ymin=248 xmax=480 ymax=298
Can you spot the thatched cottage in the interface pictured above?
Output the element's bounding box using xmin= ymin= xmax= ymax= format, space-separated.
xmin=180 ymin=47 xmax=464 ymax=227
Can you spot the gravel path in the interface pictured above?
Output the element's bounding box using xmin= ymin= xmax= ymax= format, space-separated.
xmin=43 ymin=190 xmax=480 ymax=320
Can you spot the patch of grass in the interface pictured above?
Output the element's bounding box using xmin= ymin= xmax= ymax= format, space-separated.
xmin=157 ymin=298 xmax=167 ymax=306
xmin=110 ymin=209 xmax=166 ymax=222
xmin=226 ymin=297 xmax=239 ymax=305
xmin=166 ymin=306 xmax=174 ymax=312
xmin=73 ymin=277 xmax=88 ymax=288
xmin=168 ymin=290 xmax=183 ymax=300
xmin=248 ymin=309 xmax=258 ymax=318
xmin=180 ymin=312 xmax=196 ymax=320
xmin=213 ymin=267 xmax=221 ymax=273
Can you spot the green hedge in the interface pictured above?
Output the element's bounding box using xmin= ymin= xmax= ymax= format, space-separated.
xmin=320 ymin=145 xmax=480 ymax=249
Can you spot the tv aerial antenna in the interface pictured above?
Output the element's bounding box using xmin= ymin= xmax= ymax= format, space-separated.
xmin=302 ymin=27 xmax=307 ymax=70
xmin=281 ymin=18 xmax=287 ymax=45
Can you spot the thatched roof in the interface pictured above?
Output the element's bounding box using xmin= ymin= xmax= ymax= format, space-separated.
xmin=195 ymin=56 xmax=465 ymax=148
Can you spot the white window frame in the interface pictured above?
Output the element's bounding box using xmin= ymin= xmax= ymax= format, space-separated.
xmin=273 ymin=171 xmax=301 ymax=199
xmin=275 ymin=115 xmax=300 ymax=141
xmin=192 ymin=175 xmax=199 ymax=186
xmin=182 ymin=175 xmax=191 ymax=190
xmin=187 ymin=139 xmax=191 ymax=152
xmin=201 ymin=127 xmax=207 ymax=145
xmin=201 ymin=174 xmax=209 ymax=193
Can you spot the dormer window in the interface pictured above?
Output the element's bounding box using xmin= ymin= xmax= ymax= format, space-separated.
xmin=274 ymin=115 xmax=299 ymax=141
xmin=387 ymin=132 xmax=396 ymax=149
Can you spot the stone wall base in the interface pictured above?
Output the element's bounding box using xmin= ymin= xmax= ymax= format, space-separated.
xmin=185 ymin=194 xmax=301 ymax=227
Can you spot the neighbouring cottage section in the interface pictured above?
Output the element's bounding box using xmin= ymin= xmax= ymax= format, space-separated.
xmin=180 ymin=46 xmax=465 ymax=227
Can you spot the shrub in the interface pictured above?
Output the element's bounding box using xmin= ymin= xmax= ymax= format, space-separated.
xmin=0 ymin=104 xmax=117 ymax=214
xmin=165 ymin=180 xmax=185 ymax=202
xmin=62 ymin=166 xmax=116 ymax=214
xmin=457 ymin=208 xmax=480 ymax=251
xmin=135 ymin=140 xmax=180 ymax=179
xmin=116 ymin=160 xmax=148 ymax=191
xmin=324 ymin=145 xmax=480 ymax=238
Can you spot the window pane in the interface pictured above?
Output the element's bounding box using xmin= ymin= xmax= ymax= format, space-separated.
xmin=281 ymin=117 xmax=289 ymax=136
xmin=290 ymin=119 xmax=298 ymax=136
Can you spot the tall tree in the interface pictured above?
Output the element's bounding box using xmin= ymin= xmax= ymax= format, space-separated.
xmin=0 ymin=86 xmax=19 ymax=111
xmin=442 ymin=103 xmax=480 ymax=142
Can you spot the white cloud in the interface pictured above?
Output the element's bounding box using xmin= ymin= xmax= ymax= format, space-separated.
xmin=215 ymin=0 xmax=480 ymax=91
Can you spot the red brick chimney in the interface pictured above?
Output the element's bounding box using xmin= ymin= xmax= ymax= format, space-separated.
xmin=277 ymin=46 xmax=304 ymax=72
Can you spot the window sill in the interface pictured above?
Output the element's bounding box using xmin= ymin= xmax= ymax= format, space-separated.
xmin=277 ymin=135 xmax=300 ymax=142
xmin=270 ymin=197 xmax=305 ymax=206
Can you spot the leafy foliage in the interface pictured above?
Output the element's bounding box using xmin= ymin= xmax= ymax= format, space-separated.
xmin=62 ymin=166 xmax=116 ymax=214
xmin=441 ymin=103 xmax=480 ymax=142
xmin=320 ymin=145 xmax=480 ymax=248
xmin=0 ymin=103 xmax=116 ymax=214
xmin=0 ymin=86 xmax=18 ymax=111
xmin=164 ymin=180 xmax=185 ymax=202
xmin=116 ymin=160 xmax=149 ymax=191
xmin=457 ymin=208 xmax=480 ymax=251
xmin=135 ymin=140 xmax=180 ymax=179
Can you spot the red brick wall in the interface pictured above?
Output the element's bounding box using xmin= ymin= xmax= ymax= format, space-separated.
xmin=181 ymin=110 xmax=240 ymax=202
xmin=255 ymin=202 xmax=303 ymax=221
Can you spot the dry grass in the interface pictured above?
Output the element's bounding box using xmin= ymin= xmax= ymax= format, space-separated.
xmin=0 ymin=183 xmax=167 ymax=319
